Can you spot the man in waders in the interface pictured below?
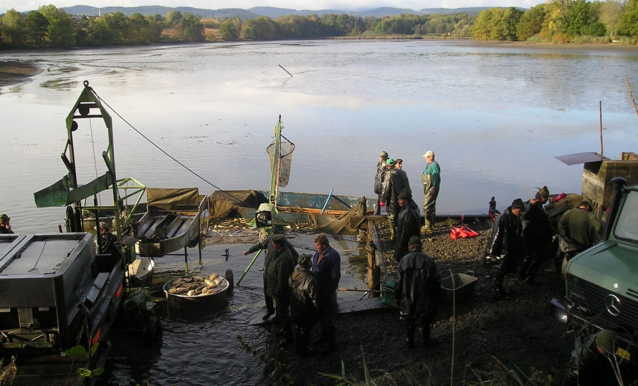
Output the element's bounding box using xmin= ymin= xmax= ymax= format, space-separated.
xmin=374 ymin=151 xmax=389 ymax=215
xmin=311 ymin=233 xmax=341 ymax=353
xmin=421 ymin=151 xmax=440 ymax=234
xmin=381 ymin=158 xmax=408 ymax=241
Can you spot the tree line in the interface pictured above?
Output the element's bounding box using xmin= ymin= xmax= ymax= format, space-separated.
xmin=472 ymin=0 xmax=638 ymax=42
xmin=0 ymin=1 xmax=636 ymax=49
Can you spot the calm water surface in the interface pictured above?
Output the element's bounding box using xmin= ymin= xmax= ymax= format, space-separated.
xmin=1 ymin=40 xmax=638 ymax=385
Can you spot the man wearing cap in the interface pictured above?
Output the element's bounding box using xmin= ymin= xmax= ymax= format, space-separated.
xmin=96 ymin=222 xmax=117 ymax=254
xmin=288 ymin=254 xmax=321 ymax=357
xmin=487 ymin=198 xmax=525 ymax=297
xmin=374 ymin=151 xmax=389 ymax=215
xmin=381 ymin=158 xmax=409 ymax=241
xmin=394 ymin=189 xmax=421 ymax=263
xmin=519 ymin=186 xmax=554 ymax=284
xmin=244 ymin=228 xmax=299 ymax=321
xmin=311 ymin=233 xmax=341 ymax=352
xmin=264 ymin=234 xmax=295 ymax=328
xmin=421 ymin=151 xmax=440 ymax=234
xmin=0 ymin=214 xmax=13 ymax=234
xmin=395 ymin=236 xmax=440 ymax=348
xmin=557 ymin=198 xmax=601 ymax=272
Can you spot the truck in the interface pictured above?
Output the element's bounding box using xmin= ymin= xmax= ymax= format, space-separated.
xmin=0 ymin=232 xmax=126 ymax=379
xmin=551 ymin=177 xmax=638 ymax=366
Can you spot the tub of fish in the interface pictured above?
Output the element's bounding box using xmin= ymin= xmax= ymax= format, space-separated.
xmin=163 ymin=273 xmax=230 ymax=310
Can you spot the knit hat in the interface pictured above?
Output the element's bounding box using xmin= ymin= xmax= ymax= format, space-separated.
xmin=538 ymin=186 xmax=550 ymax=198
xmin=298 ymin=253 xmax=312 ymax=267
xmin=511 ymin=198 xmax=525 ymax=209
xmin=0 ymin=214 xmax=9 ymax=222
xmin=398 ymin=188 xmax=411 ymax=200
xmin=386 ymin=158 xmax=395 ymax=166
xmin=595 ymin=330 xmax=617 ymax=355
xmin=379 ymin=151 xmax=388 ymax=158
xmin=408 ymin=236 xmax=421 ymax=247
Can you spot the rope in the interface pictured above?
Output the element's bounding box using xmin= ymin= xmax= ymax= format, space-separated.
xmin=91 ymin=89 xmax=245 ymax=203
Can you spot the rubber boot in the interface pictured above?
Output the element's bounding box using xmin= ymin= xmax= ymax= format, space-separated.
xmin=519 ymin=255 xmax=532 ymax=280
xmin=320 ymin=325 xmax=337 ymax=353
xmin=421 ymin=218 xmax=432 ymax=234
xmin=421 ymin=320 xmax=431 ymax=346
xmin=493 ymin=273 xmax=509 ymax=298
xmin=388 ymin=215 xmax=395 ymax=241
xmin=296 ymin=328 xmax=312 ymax=357
xmin=406 ymin=320 xmax=415 ymax=348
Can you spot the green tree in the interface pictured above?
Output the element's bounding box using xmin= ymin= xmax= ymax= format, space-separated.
xmin=242 ymin=16 xmax=278 ymax=40
xmin=86 ymin=17 xmax=115 ymax=45
xmin=563 ymin=0 xmax=595 ymax=35
xmin=104 ymin=12 xmax=129 ymax=44
xmin=174 ymin=12 xmax=203 ymax=41
xmin=1 ymin=9 xmax=26 ymax=48
xmin=599 ymin=0 xmax=624 ymax=37
xmin=219 ymin=19 xmax=238 ymax=40
xmin=618 ymin=0 xmax=638 ymax=35
xmin=25 ymin=11 xmax=49 ymax=47
xmin=166 ymin=10 xmax=183 ymax=27
xmin=39 ymin=5 xmax=75 ymax=47
xmin=517 ymin=4 xmax=547 ymax=40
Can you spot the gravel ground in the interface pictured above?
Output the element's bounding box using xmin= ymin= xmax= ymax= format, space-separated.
xmin=279 ymin=217 xmax=572 ymax=386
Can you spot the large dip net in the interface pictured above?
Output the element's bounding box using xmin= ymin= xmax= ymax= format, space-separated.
xmin=267 ymin=137 xmax=295 ymax=188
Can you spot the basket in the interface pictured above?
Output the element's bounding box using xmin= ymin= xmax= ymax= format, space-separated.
xmin=440 ymin=271 xmax=477 ymax=303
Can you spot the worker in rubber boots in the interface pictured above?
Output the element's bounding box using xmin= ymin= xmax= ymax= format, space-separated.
xmin=311 ymin=233 xmax=341 ymax=353
xmin=488 ymin=198 xmax=524 ymax=298
xmin=381 ymin=158 xmax=408 ymax=241
xmin=289 ymin=254 xmax=321 ymax=357
xmin=374 ymin=151 xmax=389 ymax=215
xmin=395 ymin=236 xmax=440 ymax=348
xmin=421 ymin=151 xmax=440 ymax=234
xmin=243 ymin=227 xmax=299 ymax=321
xmin=394 ymin=189 xmax=421 ymax=263
xmin=520 ymin=186 xmax=554 ymax=285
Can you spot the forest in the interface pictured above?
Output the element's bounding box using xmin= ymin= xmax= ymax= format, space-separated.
xmin=0 ymin=0 xmax=636 ymax=49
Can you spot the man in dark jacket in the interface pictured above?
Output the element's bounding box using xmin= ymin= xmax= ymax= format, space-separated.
xmin=557 ymin=198 xmax=601 ymax=273
xmin=394 ymin=189 xmax=421 ymax=263
xmin=0 ymin=214 xmax=13 ymax=234
xmin=487 ymin=198 xmax=524 ymax=297
xmin=374 ymin=151 xmax=389 ymax=215
xmin=289 ymin=254 xmax=321 ymax=357
xmin=394 ymin=159 xmax=411 ymax=196
xmin=395 ymin=236 xmax=440 ymax=348
xmin=243 ymin=229 xmax=299 ymax=321
xmin=264 ymin=234 xmax=295 ymax=326
xmin=381 ymin=158 xmax=409 ymax=241
xmin=520 ymin=186 xmax=554 ymax=284
xmin=311 ymin=233 xmax=341 ymax=352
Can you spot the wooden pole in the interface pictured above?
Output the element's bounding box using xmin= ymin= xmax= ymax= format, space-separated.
xmin=627 ymin=77 xmax=638 ymax=119
xmin=599 ymin=101 xmax=603 ymax=157
xmin=279 ymin=65 xmax=293 ymax=77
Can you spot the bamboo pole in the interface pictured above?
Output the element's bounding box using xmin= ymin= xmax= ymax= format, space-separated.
xmin=599 ymin=101 xmax=603 ymax=157
xmin=627 ymin=77 xmax=638 ymax=119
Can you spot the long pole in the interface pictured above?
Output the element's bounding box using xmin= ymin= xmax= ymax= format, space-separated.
xmin=321 ymin=188 xmax=334 ymax=214
xmin=237 ymin=249 xmax=263 ymax=286
xmin=627 ymin=77 xmax=638 ymax=119
xmin=599 ymin=101 xmax=603 ymax=157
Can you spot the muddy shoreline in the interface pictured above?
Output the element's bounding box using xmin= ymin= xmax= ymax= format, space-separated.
xmin=0 ymin=61 xmax=40 ymax=88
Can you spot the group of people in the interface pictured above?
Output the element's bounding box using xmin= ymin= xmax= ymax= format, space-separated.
xmin=243 ymin=231 xmax=341 ymax=357
xmin=485 ymin=186 xmax=602 ymax=297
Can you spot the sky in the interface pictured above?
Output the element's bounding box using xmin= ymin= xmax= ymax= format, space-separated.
xmin=1 ymin=0 xmax=547 ymax=15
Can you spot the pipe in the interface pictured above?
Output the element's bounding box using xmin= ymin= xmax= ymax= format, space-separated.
xmin=321 ymin=188 xmax=334 ymax=214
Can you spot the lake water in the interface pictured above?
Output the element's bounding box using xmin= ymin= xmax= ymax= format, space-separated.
xmin=1 ymin=40 xmax=638 ymax=385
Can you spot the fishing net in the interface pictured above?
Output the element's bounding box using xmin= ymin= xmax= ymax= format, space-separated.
xmin=267 ymin=139 xmax=295 ymax=188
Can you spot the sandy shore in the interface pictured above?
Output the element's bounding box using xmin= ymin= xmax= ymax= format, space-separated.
xmin=0 ymin=61 xmax=41 ymax=88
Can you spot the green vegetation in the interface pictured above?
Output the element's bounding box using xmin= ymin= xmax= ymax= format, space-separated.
xmin=2 ymin=1 xmax=636 ymax=49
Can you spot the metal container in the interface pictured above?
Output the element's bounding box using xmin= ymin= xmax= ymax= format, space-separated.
xmin=440 ymin=272 xmax=477 ymax=303
xmin=163 ymin=275 xmax=229 ymax=310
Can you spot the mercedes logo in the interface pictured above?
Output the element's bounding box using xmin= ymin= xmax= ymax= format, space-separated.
xmin=606 ymin=294 xmax=622 ymax=316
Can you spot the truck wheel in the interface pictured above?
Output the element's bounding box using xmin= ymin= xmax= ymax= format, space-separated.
xmin=224 ymin=269 xmax=234 ymax=296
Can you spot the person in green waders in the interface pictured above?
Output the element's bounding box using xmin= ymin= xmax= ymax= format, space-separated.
xmin=421 ymin=150 xmax=440 ymax=234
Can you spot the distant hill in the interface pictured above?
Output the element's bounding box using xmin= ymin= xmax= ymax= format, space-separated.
xmin=60 ymin=5 xmax=514 ymax=19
